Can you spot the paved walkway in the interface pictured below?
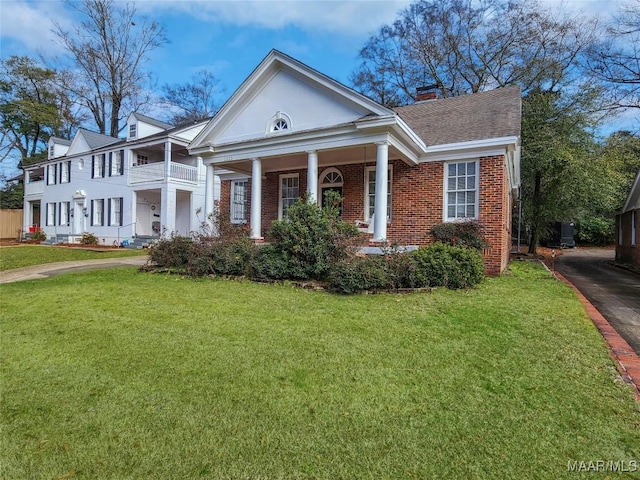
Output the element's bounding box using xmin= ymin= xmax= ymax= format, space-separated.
xmin=551 ymin=248 xmax=640 ymax=400
xmin=0 ymin=256 xmax=148 ymax=284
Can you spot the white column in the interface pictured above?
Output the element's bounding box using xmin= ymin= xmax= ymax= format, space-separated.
xmin=161 ymin=185 xmax=176 ymax=237
xmin=250 ymin=158 xmax=263 ymax=240
xmin=204 ymin=163 xmax=215 ymax=222
xmin=373 ymin=141 xmax=389 ymax=242
xmin=306 ymin=150 xmax=318 ymax=203
xmin=164 ymin=140 xmax=172 ymax=178
xmin=131 ymin=191 xmax=137 ymax=237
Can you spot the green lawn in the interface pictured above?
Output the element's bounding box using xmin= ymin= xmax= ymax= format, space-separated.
xmin=0 ymin=245 xmax=147 ymax=271
xmin=1 ymin=262 xmax=638 ymax=479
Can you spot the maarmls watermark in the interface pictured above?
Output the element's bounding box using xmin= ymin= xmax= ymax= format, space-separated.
xmin=568 ymin=460 xmax=638 ymax=472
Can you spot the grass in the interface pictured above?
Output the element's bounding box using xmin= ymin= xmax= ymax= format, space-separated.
xmin=1 ymin=262 xmax=638 ymax=479
xmin=0 ymin=245 xmax=147 ymax=271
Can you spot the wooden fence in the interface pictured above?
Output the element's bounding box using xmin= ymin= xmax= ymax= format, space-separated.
xmin=0 ymin=209 xmax=23 ymax=240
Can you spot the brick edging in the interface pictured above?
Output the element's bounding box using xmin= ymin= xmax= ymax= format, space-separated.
xmin=545 ymin=262 xmax=640 ymax=402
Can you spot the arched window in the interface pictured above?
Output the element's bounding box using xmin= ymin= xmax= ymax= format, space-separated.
xmin=319 ymin=168 xmax=344 ymax=215
xmin=267 ymin=111 xmax=292 ymax=134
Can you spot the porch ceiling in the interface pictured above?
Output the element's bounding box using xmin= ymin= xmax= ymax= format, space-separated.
xmin=211 ymin=143 xmax=409 ymax=176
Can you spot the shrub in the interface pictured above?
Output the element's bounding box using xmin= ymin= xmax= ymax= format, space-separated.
xmin=327 ymin=255 xmax=391 ymax=294
xmin=250 ymin=244 xmax=292 ymax=281
xmin=382 ymin=244 xmax=426 ymax=290
xmin=430 ymin=220 xmax=487 ymax=250
xmin=576 ymin=216 xmax=614 ymax=245
xmin=81 ymin=232 xmax=99 ymax=245
xmin=30 ymin=230 xmax=47 ymax=242
xmin=412 ymin=243 xmax=484 ymax=289
xmin=148 ymin=235 xmax=193 ymax=269
xmin=187 ymin=236 xmax=255 ymax=277
xmin=267 ymin=192 xmax=361 ymax=280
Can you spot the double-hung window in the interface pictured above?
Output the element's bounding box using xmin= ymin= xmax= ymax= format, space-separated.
xmin=46 ymin=202 xmax=56 ymax=226
xmin=60 ymin=161 xmax=71 ymax=183
xmin=47 ymin=164 xmax=57 ymax=185
xmin=110 ymin=150 xmax=124 ymax=176
xmin=59 ymin=201 xmax=70 ymax=226
xmin=445 ymin=160 xmax=478 ymax=221
xmin=279 ymin=174 xmax=299 ymax=219
xmin=108 ymin=197 xmax=123 ymax=226
xmin=91 ymin=199 xmax=104 ymax=226
xmin=364 ymin=166 xmax=392 ymax=222
xmin=92 ymin=154 xmax=105 ymax=178
xmin=231 ymin=180 xmax=248 ymax=224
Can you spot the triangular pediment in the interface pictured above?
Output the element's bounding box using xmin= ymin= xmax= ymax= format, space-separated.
xmin=191 ymin=50 xmax=393 ymax=149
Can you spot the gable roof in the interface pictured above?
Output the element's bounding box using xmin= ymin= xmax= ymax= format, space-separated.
xmin=131 ymin=112 xmax=172 ymax=130
xmin=622 ymin=169 xmax=640 ymax=213
xmin=49 ymin=136 xmax=71 ymax=146
xmin=190 ymin=49 xmax=395 ymax=149
xmin=394 ymin=86 xmax=521 ymax=146
xmin=78 ymin=128 xmax=121 ymax=149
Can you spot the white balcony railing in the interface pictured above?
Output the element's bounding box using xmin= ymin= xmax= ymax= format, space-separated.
xmin=130 ymin=162 xmax=198 ymax=184
xmin=24 ymin=180 xmax=44 ymax=196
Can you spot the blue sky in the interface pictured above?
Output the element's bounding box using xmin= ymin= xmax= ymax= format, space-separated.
xmin=0 ymin=0 xmax=635 ymax=177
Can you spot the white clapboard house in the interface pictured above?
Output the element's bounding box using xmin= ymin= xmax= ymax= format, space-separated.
xmin=22 ymin=113 xmax=218 ymax=246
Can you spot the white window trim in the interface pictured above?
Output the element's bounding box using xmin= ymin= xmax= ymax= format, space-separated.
xmin=110 ymin=197 xmax=122 ymax=226
xmin=278 ymin=173 xmax=299 ymax=220
xmin=60 ymin=161 xmax=70 ymax=183
xmin=129 ymin=123 xmax=137 ymax=139
xmin=47 ymin=164 xmax=57 ymax=185
xmin=59 ymin=201 xmax=70 ymax=226
xmin=93 ymin=199 xmax=104 ymax=226
xmin=46 ymin=202 xmax=56 ymax=226
xmin=266 ymin=111 xmax=292 ymax=135
xmin=364 ymin=165 xmax=392 ymax=223
xmin=443 ymin=159 xmax=480 ymax=222
xmin=230 ymin=179 xmax=248 ymax=224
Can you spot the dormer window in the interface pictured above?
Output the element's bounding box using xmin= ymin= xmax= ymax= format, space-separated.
xmin=129 ymin=123 xmax=137 ymax=139
xmin=267 ymin=111 xmax=292 ymax=135
xmin=49 ymin=146 xmax=55 ymax=159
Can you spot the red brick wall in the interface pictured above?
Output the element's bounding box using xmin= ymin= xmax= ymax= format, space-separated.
xmin=616 ymin=210 xmax=639 ymax=267
xmin=219 ymin=155 xmax=512 ymax=275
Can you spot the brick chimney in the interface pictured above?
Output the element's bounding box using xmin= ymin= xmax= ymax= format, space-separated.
xmin=416 ymin=85 xmax=438 ymax=102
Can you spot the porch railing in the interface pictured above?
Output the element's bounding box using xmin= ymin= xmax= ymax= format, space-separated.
xmin=24 ymin=180 xmax=44 ymax=196
xmin=129 ymin=162 xmax=198 ymax=184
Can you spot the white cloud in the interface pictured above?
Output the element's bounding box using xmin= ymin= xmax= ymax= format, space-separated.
xmin=137 ymin=0 xmax=413 ymax=38
xmin=0 ymin=0 xmax=74 ymax=56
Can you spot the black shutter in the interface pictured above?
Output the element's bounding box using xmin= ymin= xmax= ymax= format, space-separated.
xmin=107 ymin=198 xmax=111 ymax=226
xmin=58 ymin=163 xmax=62 ymax=183
xmin=45 ymin=203 xmax=49 ymax=226
xmin=67 ymin=161 xmax=71 ymax=182
xmin=91 ymin=155 xmax=95 ymax=178
xmin=119 ymin=197 xmax=123 ymax=226
xmin=120 ymin=150 xmax=124 ymax=175
xmin=45 ymin=166 xmax=49 ymax=185
xmin=108 ymin=152 xmax=113 ymax=177
xmin=101 ymin=200 xmax=105 ymax=226
xmin=66 ymin=202 xmax=71 ymax=226
xmin=101 ymin=155 xmax=106 ymax=178
xmin=90 ymin=200 xmax=94 ymax=226
xmin=52 ymin=203 xmax=56 ymax=226
xmin=58 ymin=202 xmax=62 ymax=225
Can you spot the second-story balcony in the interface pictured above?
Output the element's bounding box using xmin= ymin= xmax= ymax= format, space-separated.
xmin=24 ymin=180 xmax=44 ymax=196
xmin=129 ymin=161 xmax=199 ymax=184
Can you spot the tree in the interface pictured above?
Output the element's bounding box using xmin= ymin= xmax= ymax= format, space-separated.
xmin=587 ymin=0 xmax=640 ymax=111
xmin=350 ymin=0 xmax=597 ymax=105
xmin=0 ymin=176 xmax=24 ymax=209
xmin=161 ymin=69 xmax=223 ymax=125
xmin=0 ymin=56 xmax=77 ymax=168
xmin=53 ymin=0 xmax=167 ymax=137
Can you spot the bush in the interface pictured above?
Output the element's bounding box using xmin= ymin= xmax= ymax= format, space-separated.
xmin=412 ymin=243 xmax=484 ymax=289
xmin=81 ymin=232 xmax=99 ymax=245
xmin=250 ymin=244 xmax=292 ymax=281
xmin=382 ymin=245 xmax=426 ymax=290
xmin=327 ymin=255 xmax=391 ymax=294
xmin=576 ymin=216 xmax=615 ymax=245
xmin=148 ymin=235 xmax=193 ymax=269
xmin=30 ymin=230 xmax=47 ymax=242
xmin=267 ymin=192 xmax=361 ymax=280
xmin=430 ymin=221 xmax=487 ymax=250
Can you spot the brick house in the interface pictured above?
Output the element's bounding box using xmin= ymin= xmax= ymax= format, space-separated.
xmin=616 ymin=169 xmax=640 ymax=268
xmin=189 ymin=50 xmax=521 ymax=275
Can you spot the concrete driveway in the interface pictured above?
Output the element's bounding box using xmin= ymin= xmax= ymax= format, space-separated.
xmin=554 ymin=248 xmax=640 ymax=355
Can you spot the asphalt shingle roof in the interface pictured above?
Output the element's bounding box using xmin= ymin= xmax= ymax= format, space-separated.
xmin=394 ymin=86 xmax=521 ymax=146
xmin=78 ymin=129 xmax=121 ymax=149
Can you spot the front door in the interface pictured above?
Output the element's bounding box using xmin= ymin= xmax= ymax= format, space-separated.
xmin=73 ymin=200 xmax=84 ymax=234
xmin=321 ymin=186 xmax=343 ymax=216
